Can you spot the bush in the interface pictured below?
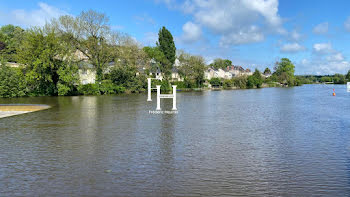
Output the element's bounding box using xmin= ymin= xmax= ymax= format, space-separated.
xmin=57 ymin=83 xmax=71 ymax=96
xmin=233 ymin=76 xmax=247 ymax=89
xmin=171 ymin=81 xmax=187 ymax=89
xmin=0 ymin=65 xmax=26 ymax=97
xmin=99 ymin=80 xmax=125 ymax=94
xmin=209 ymin=78 xmax=222 ymax=87
xmin=77 ymin=84 xmax=100 ymax=95
xmin=223 ymin=79 xmax=234 ymax=89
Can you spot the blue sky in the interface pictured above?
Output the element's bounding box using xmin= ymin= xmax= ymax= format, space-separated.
xmin=1 ymin=0 xmax=350 ymax=75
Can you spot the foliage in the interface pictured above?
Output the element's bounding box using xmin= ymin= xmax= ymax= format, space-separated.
xmin=77 ymin=84 xmax=100 ymax=95
xmin=274 ymin=58 xmax=296 ymax=86
xmin=0 ymin=63 xmax=26 ymax=97
xmin=143 ymin=46 xmax=169 ymax=72
xmin=178 ymin=52 xmax=206 ymax=88
xmin=333 ymin=74 xmax=346 ymax=84
xmin=99 ymin=80 xmax=125 ymax=94
xmin=0 ymin=25 xmax=25 ymax=62
xmin=247 ymin=69 xmax=263 ymax=88
xmin=108 ymin=65 xmax=146 ymax=92
xmin=17 ymin=28 xmax=68 ymax=96
xmin=233 ymin=76 xmax=248 ymax=89
xmin=171 ymin=81 xmax=188 ymax=89
xmin=223 ymin=79 xmax=235 ymax=89
xmin=209 ymin=58 xmax=232 ymax=70
xmin=50 ymin=10 xmax=119 ymax=82
xmin=57 ymin=62 xmax=80 ymax=96
xmin=263 ymin=67 xmax=271 ymax=75
xmin=157 ymin=26 xmax=176 ymax=76
xmin=209 ymin=78 xmax=222 ymax=87
xmin=346 ymin=70 xmax=350 ymax=81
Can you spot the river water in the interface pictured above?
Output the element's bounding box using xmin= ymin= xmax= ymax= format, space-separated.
xmin=1 ymin=84 xmax=350 ymax=196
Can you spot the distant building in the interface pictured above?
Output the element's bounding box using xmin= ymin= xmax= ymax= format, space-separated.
xmin=226 ymin=65 xmax=253 ymax=77
xmin=171 ymin=67 xmax=184 ymax=82
xmin=78 ymin=62 xmax=96 ymax=85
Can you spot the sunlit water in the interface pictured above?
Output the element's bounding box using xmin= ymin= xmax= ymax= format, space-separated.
xmin=1 ymin=84 xmax=350 ymax=196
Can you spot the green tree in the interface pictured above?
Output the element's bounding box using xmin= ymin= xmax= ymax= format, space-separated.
xmin=57 ymin=62 xmax=80 ymax=96
xmin=157 ymin=26 xmax=176 ymax=76
xmin=247 ymin=69 xmax=263 ymax=88
xmin=209 ymin=78 xmax=222 ymax=87
xmin=17 ymin=28 xmax=73 ymax=96
xmin=50 ymin=10 xmax=119 ymax=82
xmin=143 ymin=46 xmax=169 ymax=72
xmin=0 ymin=24 xmax=25 ymax=62
xmin=263 ymin=67 xmax=271 ymax=75
xmin=274 ymin=58 xmax=296 ymax=86
xmin=178 ymin=52 xmax=206 ymax=87
xmin=333 ymin=74 xmax=346 ymax=84
xmin=346 ymin=70 xmax=350 ymax=81
xmin=209 ymin=58 xmax=232 ymax=70
xmin=0 ymin=62 xmax=26 ymax=97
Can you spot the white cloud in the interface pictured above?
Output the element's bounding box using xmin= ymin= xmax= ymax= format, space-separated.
xmin=220 ymin=25 xmax=264 ymax=46
xmin=299 ymin=45 xmax=349 ymax=75
xmin=166 ymin=0 xmax=284 ymax=46
xmin=312 ymin=22 xmax=329 ymax=35
xmin=290 ymin=30 xmax=302 ymax=41
xmin=313 ymin=43 xmax=333 ymax=54
xmin=181 ymin=21 xmax=202 ymax=43
xmin=0 ymin=2 xmax=68 ymax=27
xmin=344 ymin=16 xmax=350 ymax=32
xmin=280 ymin=43 xmax=306 ymax=53
xmin=326 ymin=52 xmax=344 ymax=62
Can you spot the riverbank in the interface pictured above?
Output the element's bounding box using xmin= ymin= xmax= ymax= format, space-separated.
xmin=0 ymin=104 xmax=50 ymax=119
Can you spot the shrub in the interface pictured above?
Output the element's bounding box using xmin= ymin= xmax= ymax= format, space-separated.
xmin=0 ymin=65 xmax=26 ymax=97
xmin=233 ymin=76 xmax=247 ymax=89
xmin=99 ymin=80 xmax=125 ymax=94
xmin=57 ymin=83 xmax=71 ymax=96
xmin=209 ymin=77 xmax=222 ymax=87
xmin=223 ymin=79 xmax=234 ymax=89
xmin=77 ymin=84 xmax=100 ymax=95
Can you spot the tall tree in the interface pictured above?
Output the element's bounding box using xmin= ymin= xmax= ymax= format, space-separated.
xmin=247 ymin=69 xmax=263 ymax=88
xmin=0 ymin=24 xmax=25 ymax=62
xmin=274 ymin=58 xmax=295 ymax=85
xmin=178 ymin=52 xmax=206 ymax=87
xmin=17 ymin=28 xmax=66 ymax=95
xmin=50 ymin=10 xmax=119 ymax=82
xmin=157 ymin=26 xmax=176 ymax=76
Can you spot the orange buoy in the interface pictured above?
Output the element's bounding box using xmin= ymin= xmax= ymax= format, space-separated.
xmin=333 ymin=89 xmax=336 ymax=96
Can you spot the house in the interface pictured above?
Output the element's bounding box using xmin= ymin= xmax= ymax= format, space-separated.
xmin=78 ymin=62 xmax=96 ymax=85
xmin=171 ymin=67 xmax=184 ymax=82
xmin=204 ymin=67 xmax=216 ymax=80
xmin=204 ymin=67 xmax=233 ymax=80
xmin=226 ymin=65 xmax=253 ymax=77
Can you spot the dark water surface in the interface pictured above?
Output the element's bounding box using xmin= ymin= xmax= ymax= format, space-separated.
xmin=1 ymin=84 xmax=350 ymax=196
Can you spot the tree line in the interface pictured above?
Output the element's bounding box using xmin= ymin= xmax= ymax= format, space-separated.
xmin=0 ymin=10 xmax=207 ymax=98
xmin=0 ymin=10 xmax=347 ymax=98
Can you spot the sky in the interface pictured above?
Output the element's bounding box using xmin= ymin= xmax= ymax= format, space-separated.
xmin=0 ymin=0 xmax=350 ymax=75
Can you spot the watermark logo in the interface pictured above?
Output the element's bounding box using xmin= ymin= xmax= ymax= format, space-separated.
xmin=347 ymin=82 xmax=350 ymax=92
xmin=147 ymin=78 xmax=178 ymax=114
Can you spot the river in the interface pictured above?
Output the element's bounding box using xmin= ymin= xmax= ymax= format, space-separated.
xmin=1 ymin=84 xmax=350 ymax=196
